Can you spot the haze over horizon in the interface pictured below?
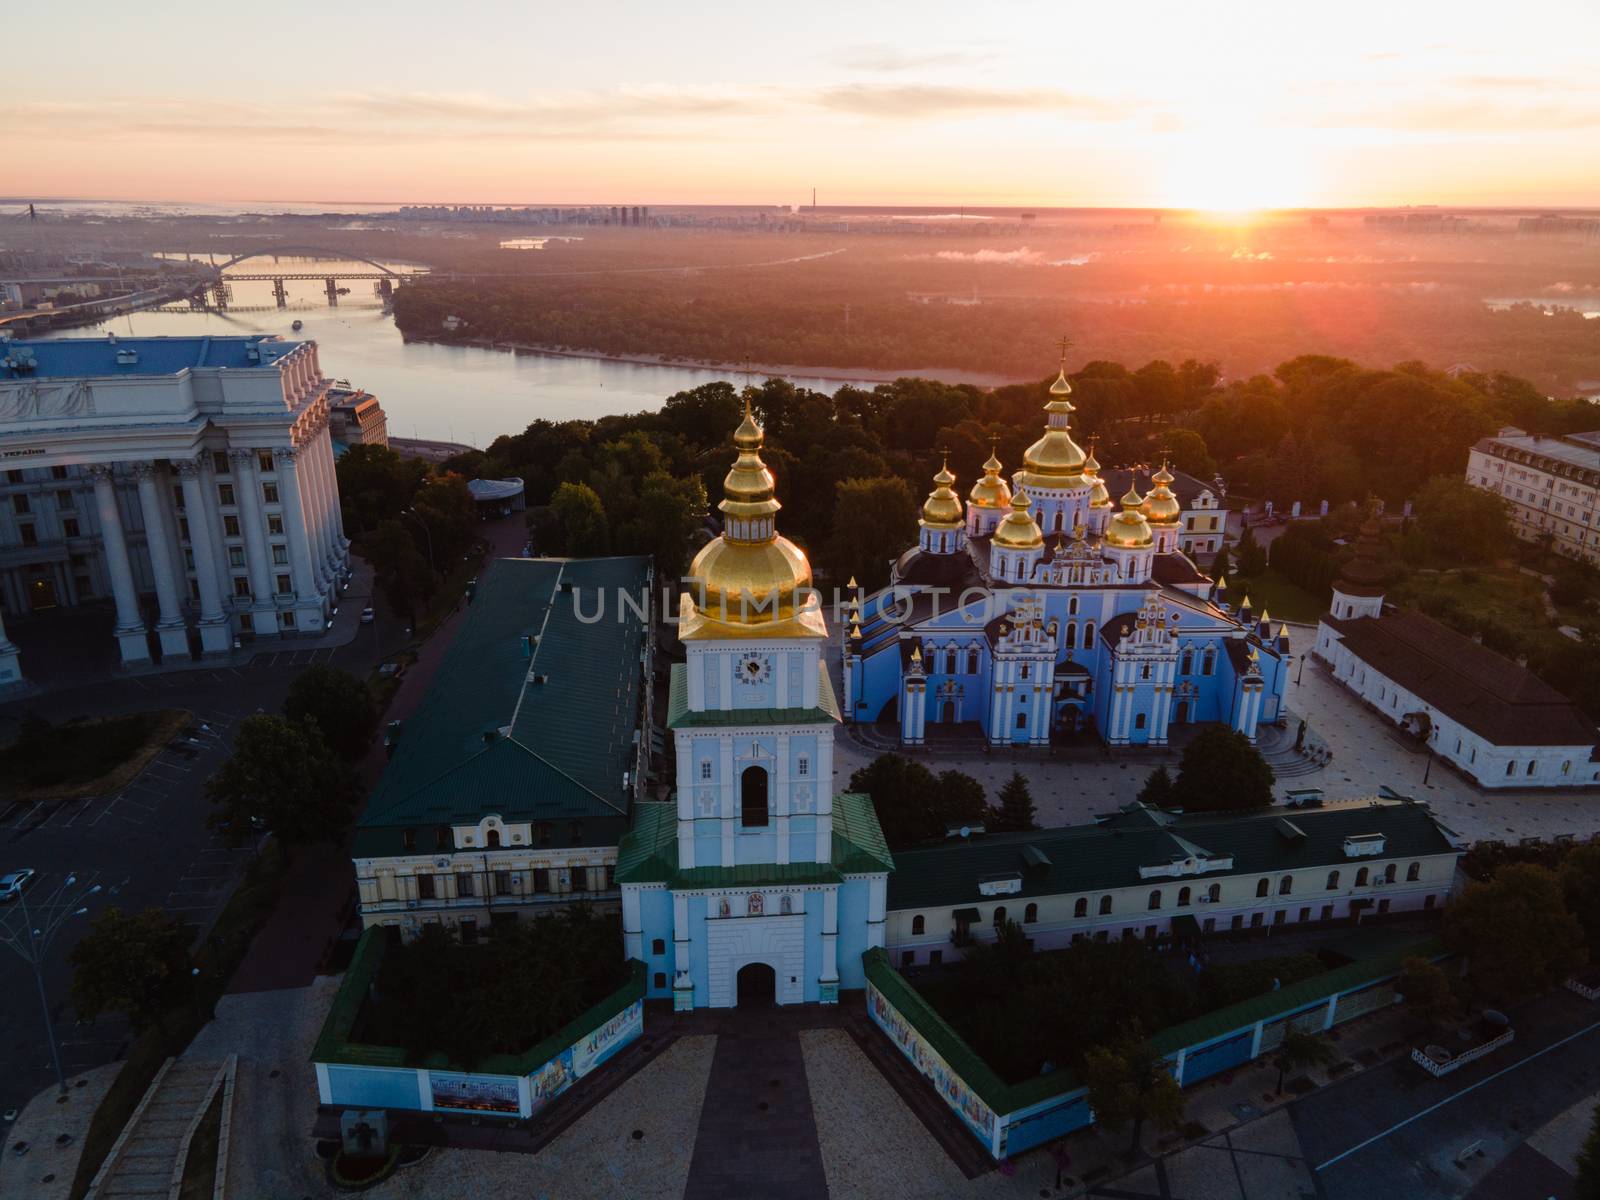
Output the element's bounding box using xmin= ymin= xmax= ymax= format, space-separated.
xmin=11 ymin=0 xmax=1600 ymax=211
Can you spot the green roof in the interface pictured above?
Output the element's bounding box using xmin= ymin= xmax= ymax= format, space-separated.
xmin=666 ymin=661 xmax=842 ymax=728
xmin=355 ymin=556 xmax=652 ymax=856
xmin=312 ymin=927 xmax=647 ymax=1075
xmin=887 ymin=800 xmax=1460 ymax=912
xmin=615 ymin=792 xmax=892 ymax=887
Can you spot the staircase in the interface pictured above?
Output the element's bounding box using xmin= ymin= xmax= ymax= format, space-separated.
xmin=85 ymin=1057 xmax=231 ymax=1199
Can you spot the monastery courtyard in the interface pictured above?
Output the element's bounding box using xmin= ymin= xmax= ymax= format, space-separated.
xmin=826 ymin=621 xmax=1600 ymax=846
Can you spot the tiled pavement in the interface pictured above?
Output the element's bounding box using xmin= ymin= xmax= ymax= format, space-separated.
xmin=683 ymin=1006 xmax=831 ymax=1200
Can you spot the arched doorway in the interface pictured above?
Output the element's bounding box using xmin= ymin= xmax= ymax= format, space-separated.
xmin=1174 ymin=700 xmax=1191 ymax=724
xmin=941 ymin=700 xmax=955 ymax=723
xmin=740 ymin=765 xmax=769 ymax=827
xmin=736 ymin=962 xmax=776 ymax=1007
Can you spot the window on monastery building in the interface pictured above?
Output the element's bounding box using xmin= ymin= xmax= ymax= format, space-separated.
xmin=993 ymin=906 xmax=1007 ymax=926
xmin=528 ymin=868 xmax=549 ymax=893
xmin=455 ymin=871 xmax=474 ymax=898
xmin=1148 ymin=890 xmax=1162 ymax=911
xmin=218 ymin=483 xmax=235 ymax=506
xmin=1069 ymin=596 xmax=1079 ymax=616
xmin=1178 ymin=887 xmax=1191 ymax=906
xmin=1250 ymin=912 xmax=1264 ymax=928
xmin=1406 ymin=862 xmax=1420 ymax=882
xmin=911 ymin=915 xmax=925 ymax=935
xmin=1527 ymin=760 xmax=1538 ymax=776
xmin=416 ymin=874 xmax=436 ymax=900
xmin=1279 ymin=875 xmax=1293 ymax=895
xmin=1383 ymin=864 xmax=1396 ymax=883
xmin=493 ymin=870 xmax=512 ymax=895
xmin=1207 ymin=884 xmax=1221 ymax=903
xmin=654 ymin=972 xmax=666 ymax=989
xmin=1256 ymin=877 xmax=1269 ymax=898
xmin=1231 ymin=915 xmax=1243 ymax=931
xmin=797 ymin=755 xmax=809 ymax=777
xmin=1015 ymin=712 xmax=1027 ymax=729
xmin=1506 ymin=760 xmax=1516 ymax=776
xmin=652 ymin=938 xmax=666 ymax=955
xmin=537 ymin=822 xmax=551 ymax=845
xmin=223 ymin=515 xmax=240 ymax=537
xmin=1141 ymin=664 xmax=1152 ymax=680
xmin=1099 ymin=895 xmax=1113 ymax=915
xmin=740 ymin=765 xmax=769 ymax=827
xmin=435 ymin=825 xmax=452 ymax=849
xmin=1074 ymin=898 xmax=1087 ymax=918
xmin=1024 ymin=903 xmax=1038 ymax=924
xmin=258 ymin=451 xmax=274 ymax=475
xmin=967 ymin=649 xmax=979 ymax=674
xmin=1181 ymin=649 xmax=1194 ymax=674
xmin=486 ymin=829 xmax=500 ymax=848
xmin=1064 ymin=623 xmax=1077 ymax=649
xmin=569 ymin=820 xmax=585 ymax=844
xmin=1020 ymin=664 xmax=1030 ymax=680
xmin=1326 ymin=870 xmax=1340 ymax=889
xmin=1202 ymin=649 xmax=1216 ymax=675
xmin=606 ymin=865 xmax=616 ymax=889
xmin=946 ymin=649 xmax=958 ymax=674
xmin=1355 ymin=868 xmax=1369 ymax=886
xmin=402 ymin=828 xmax=416 ymax=850
xmin=903 ymin=951 xmax=916 ymax=967
xmin=1135 ymin=713 xmax=1146 ymax=730
xmin=700 ymin=760 xmax=712 ymax=780
xmin=1083 ymin=621 xmax=1095 ymax=647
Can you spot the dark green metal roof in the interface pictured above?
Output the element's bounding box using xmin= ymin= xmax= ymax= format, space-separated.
xmin=665 ymin=661 xmax=842 ymax=729
xmin=355 ymin=556 xmax=652 ymax=856
xmin=615 ymin=792 xmax=892 ymax=887
xmin=887 ymin=800 xmax=1460 ymax=912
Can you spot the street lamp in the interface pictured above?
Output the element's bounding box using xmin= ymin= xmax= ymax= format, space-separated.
xmin=0 ymin=874 xmax=103 ymax=1096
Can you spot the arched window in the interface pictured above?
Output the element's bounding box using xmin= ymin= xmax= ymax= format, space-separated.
xmin=1083 ymin=621 xmax=1096 ymax=647
xmin=1148 ymin=890 xmax=1162 ymax=911
xmin=1074 ymin=897 xmax=1088 ymax=918
xmin=486 ymin=828 xmax=501 ymax=849
xmin=1383 ymin=864 xmax=1396 ymax=884
xmin=1207 ymin=883 xmax=1221 ymax=903
xmin=1326 ymin=870 xmax=1340 ymax=889
xmin=741 ymin=765 xmax=769 ymax=827
xmin=1256 ymin=877 xmax=1269 ymax=898
xmin=946 ymin=648 xmax=958 ymax=674
xmin=993 ymin=905 xmax=1007 ymax=926
xmin=1135 ymin=713 xmax=1147 ymax=730
xmin=1355 ymin=867 xmax=1369 ymax=887
xmin=967 ymin=648 xmax=979 ymax=674
xmin=1024 ymin=903 xmax=1038 ymax=924
xmin=1279 ymin=875 xmax=1293 ymax=896
xmin=1181 ymin=648 xmax=1194 ymax=674
xmin=1406 ymin=862 xmax=1420 ymax=882
xmin=1099 ymin=895 xmax=1113 ymax=915
xmin=1069 ymin=595 xmax=1079 ymax=615
xmin=911 ymin=915 xmax=925 ymax=935
xmin=1178 ymin=887 xmax=1191 ymax=907
xmin=1064 ymin=622 xmax=1077 ymax=649
xmin=1202 ymin=648 xmax=1216 ymax=676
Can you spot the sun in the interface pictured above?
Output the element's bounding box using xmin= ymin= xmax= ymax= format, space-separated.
xmin=1156 ymin=125 xmax=1319 ymax=215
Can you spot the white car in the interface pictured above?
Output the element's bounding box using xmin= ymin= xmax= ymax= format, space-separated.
xmin=360 ymin=607 xmax=375 ymax=624
xmin=0 ymin=869 xmax=35 ymax=902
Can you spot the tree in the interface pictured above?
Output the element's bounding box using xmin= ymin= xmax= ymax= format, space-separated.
xmin=1561 ymin=844 xmax=1600 ymax=955
xmin=830 ymin=477 xmax=917 ymax=592
xmin=1412 ymin=476 xmax=1512 ymax=564
xmin=284 ymin=664 xmax=377 ymax=759
xmin=617 ymin=470 xmax=707 ymax=582
xmin=1170 ymin=728 xmax=1275 ymax=811
xmin=1443 ymin=863 xmax=1587 ymax=1003
xmin=991 ymin=771 xmax=1039 ymax=832
xmin=205 ymin=714 xmax=359 ymax=847
xmin=411 ymin=472 xmax=477 ymax=566
xmin=1273 ymin=1026 xmax=1335 ymax=1093
xmin=1136 ymin=766 xmax=1175 ymax=809
xmin=1081 ymin=1029 xmax=1184 ymax=1157
xmin=848 ymin=754 xmax=985 ymax=848
xmin=336 ymin=444 xmax=427 ymax=535
xmin=550 ymin=481 xmax=610 ymax=556
xmin=367 ymin=519 xmax=433 ymax=622
xmin=1396 ymin=956 xmax=1460 ymax=1030
xmin=1209 ymin=543 xmax=1231 ymax=583
xmin=1578 ymin=1102 xmax=1600 ymax=1200
xmin=1235 ymin=526 xmax=1267 ymax=577
xmin=70 ymin=907 xmax=191 ymax=1031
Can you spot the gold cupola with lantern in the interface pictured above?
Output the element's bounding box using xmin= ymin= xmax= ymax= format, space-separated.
xmin=1141 ymin=461 xmax=1182 ymax=526
xmin=1083 ymin=438 xmax=1112 ymax=510
xmin=1019 ymin=355 xmax=1087 ymax=490
xmin=967 ymin=445 xmax=1012 ymax=511
xmin=992 ymin=488 xmax=1045 ymax=550
xmin=1105 ymin=485 xmax=1155 ymax=549
xmin=920 ymin=456 xmax=964 ymax=528
xmin=680 ymin=398 xmax=825 ymax=639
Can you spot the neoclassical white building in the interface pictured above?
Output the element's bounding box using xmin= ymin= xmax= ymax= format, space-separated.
xmin=0 ymin=334 xmax=352 ymax=681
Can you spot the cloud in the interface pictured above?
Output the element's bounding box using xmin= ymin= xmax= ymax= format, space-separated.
xmin=815 ymin=85 xmax=1140 ymax=120
xmin=835 ymin=43 xmax=993 ymax=72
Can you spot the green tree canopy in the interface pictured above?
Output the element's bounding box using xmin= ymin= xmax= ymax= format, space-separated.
xmin=1136 ymin=765 xmax=1175 ymax=809
xmin=1413 ymin=475 xmax=1513 ymax=564
xmin=990 ymin=771 xmax=1039 ymax=832
xmin=830 ymin=477 xmax=917 ymax=592
xmin=1171 ymin=728 xmax=1275 ymax=811
xmin=1274 ymin=1026 xmax=1336 ymax=1093
xmin=367 ymin=519 xmax=433 ymax=622
xmin=1561 ymin=843 xmax=1600 ymax=955
xmin=848 ymin=754 xmax=986 ymax=848
xmin=1082 ymin=1028 xmax=1186 ymax=1156
xmin=70 ymin=907 xmax=191 ymax=1031
xmin=205 ymin=714 xmax=359 ymax=847
xmin=1396 ymin=955 xmax=1460 ymax=1030
xmin=1443 ymin=863 xmax=1587 ymax=1002
xmin=284 ymin=664 xmax=378 ymax=759
xmin=550 ymin=481 xmax=611 ymax=557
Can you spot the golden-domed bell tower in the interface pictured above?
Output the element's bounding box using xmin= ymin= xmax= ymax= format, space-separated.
xmin=1015 ymin=349 xmax=1091 ymax=536
xmin=1141 ymin=461 xmax=1183 ymax=554
xmin=965 ymin=444 xmax=1012 ymax=538
xmin=918 ymin=456 xmax=966 ymax=556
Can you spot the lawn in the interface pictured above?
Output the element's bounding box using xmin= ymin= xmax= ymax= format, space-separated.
xmin=1224 ymin=567 xmax=1327 ymax=624
xmin=0 ymin=709 xmax=190 ymax=799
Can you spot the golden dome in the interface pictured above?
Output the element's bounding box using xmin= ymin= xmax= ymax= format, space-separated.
xmin=1082 ymin=441 xmax=1112 ymax=509
xmin=1141 ymin=462 xmax=1182 ymax=526
xmin=920 ymin=456 xmax=964 ymax=528
xmin=682 ymin=400 xmax=820 ymax=639
xmin=968 ymin=448 xmax=1013 ymax=510
xmin=1023 ymin=428 xmax=1086 ymax=481
xmin=1105 ymin=487 xmax=1154 ymax=548
xmin=992 ymin=489 xmax=1045 ymax=550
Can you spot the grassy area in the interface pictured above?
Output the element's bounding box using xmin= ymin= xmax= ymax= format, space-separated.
xmin=0 ymin=709 xmax=190 ymax=800
xmin=1392 ymin=566 xmax=1550 ymax=632
xmin=176 ymin=1088 xmax=222 ymax=1200
xmin=1227 ymin=567 xmax=1327 ymax=624
xmin=69 ymin=839 xmax=288 ymax=1200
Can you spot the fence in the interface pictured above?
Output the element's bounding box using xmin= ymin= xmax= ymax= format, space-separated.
xmin=312 ymin=927 xmax=647 ymax=1120
xmin=863 ymin=937 xmax=1447 ymax=1160
xmin=1410 ymin=1027 xmax=1515 ymax=1078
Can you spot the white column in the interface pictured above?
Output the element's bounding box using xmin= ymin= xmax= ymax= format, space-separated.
xmin=0 ymin=600 xmax=23 ymax=690
xmin=296 ymin=427 xmax=331 ymax=589
xmin=672 ymin=892 xmax=694 ymax=1011
xmin=90 ymin=465 xmax=149 ymax=665
xmin=820 ymin=887 xmax=840 ymax=1000
xmin=622 ymin=887 xmax=643 ymax=961
xmin=273 ymin=446 xmax=321 ymax=609
xmin=775 ymin=733 xmax=791 ymax=866
xmin=311 ymin=424 xmax=340 ymax=577
xmin=230 ymin=451 xmax=276 ymax=610
xmin=316 ymin=424 xmax=348 ymax=565
xmin=177 ymin=459 xmax=232 ymax=655
xmin=867 ymin=876 xmax=887 ymax=950
xmin=133 ymin=463 xmax=189 ymax=658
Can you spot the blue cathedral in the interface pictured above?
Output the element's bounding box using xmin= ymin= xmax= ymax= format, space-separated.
xmin=842 ymin=362 xmax=1291 ymax=748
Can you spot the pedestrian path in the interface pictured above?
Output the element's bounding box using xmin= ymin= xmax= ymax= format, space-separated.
xmin=83 ymin=1057 xmax=231 ymax=1199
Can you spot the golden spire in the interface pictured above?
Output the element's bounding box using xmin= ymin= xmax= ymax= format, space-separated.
xmin=992 ymin=487 xmax=1045 ymax=549
xmin=1216 ymin=574 xmax=1228 ymax=593
xmin=920 ymin=453 xmax=964 ymax=529
xmin=1240 ymin=592 xmax=1253 ymax=611
xmin=968 ymin=441 xmax=1012 ymax=510
xmin=1024 ymin=346 xmax=1085 ymax=484
xmin=1048 ymin=334 xmax=1073 ymax=400
xmin=1259 ymin=607 xmax=1271 ymax=626
xmin=1276 ymin=622 xmax=1290 ymax=640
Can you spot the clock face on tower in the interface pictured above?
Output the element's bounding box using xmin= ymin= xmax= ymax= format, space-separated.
xmin=737 ymin=653 xmax=771 ymax=685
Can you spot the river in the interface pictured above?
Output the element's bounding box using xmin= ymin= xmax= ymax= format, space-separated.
xmin=41 ymin=257 xmax=887 ymax=445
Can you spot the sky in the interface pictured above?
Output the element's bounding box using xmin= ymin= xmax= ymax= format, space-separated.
xmin=7 ymin=0 xmax=1599 ymax=209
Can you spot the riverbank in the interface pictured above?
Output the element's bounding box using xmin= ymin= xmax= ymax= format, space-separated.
xmin=409 ymin=334 xmax=1025 ymax=390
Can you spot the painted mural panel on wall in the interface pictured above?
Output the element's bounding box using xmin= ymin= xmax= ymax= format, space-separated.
xmin=429 ymin=1073 xmax=520 ymax=1115
xmin=868 ymin=983 xmax=996 ymax=1145
xmin=528 ymin=1000 xmax=645 ymax=1116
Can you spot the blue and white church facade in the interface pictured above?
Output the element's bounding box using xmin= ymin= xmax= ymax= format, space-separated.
xmin=843 ymin=364 xmax=1289 ymax=748
xmin=617 ymin=404 xmax=893 ymax=1009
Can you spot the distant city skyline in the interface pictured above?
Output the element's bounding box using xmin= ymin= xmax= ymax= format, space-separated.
xmin=8 ymin=0 xmax=1600 ymax=210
